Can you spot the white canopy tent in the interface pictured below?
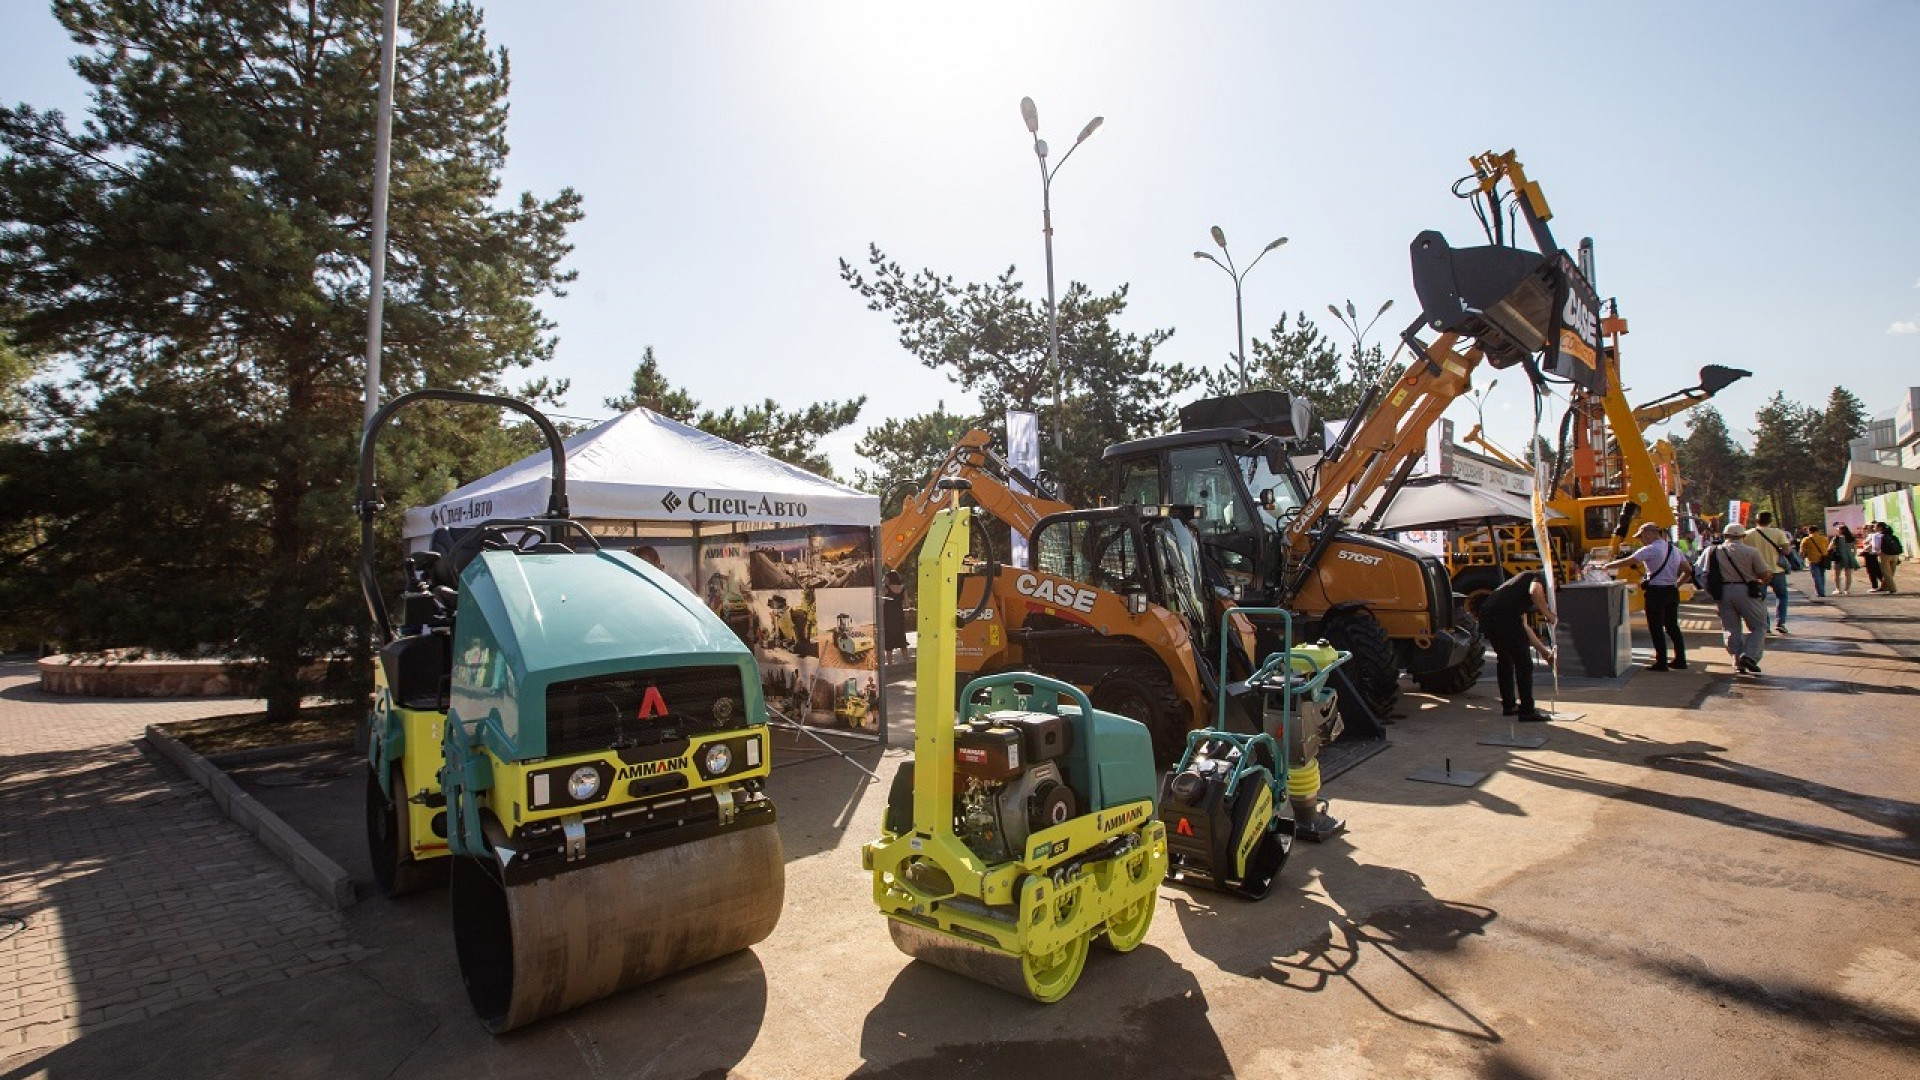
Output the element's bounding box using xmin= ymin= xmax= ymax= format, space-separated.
xmin=403 ymin=407 xmax=879 ymax=542
xmin=401 ymin=408 xmax=890 ymax=751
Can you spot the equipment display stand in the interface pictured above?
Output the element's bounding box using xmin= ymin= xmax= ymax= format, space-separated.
xmin=766 ymin=703 xmax=880 ymax=780
xmin=1407 ymin=756 xmax=1487 ymax=788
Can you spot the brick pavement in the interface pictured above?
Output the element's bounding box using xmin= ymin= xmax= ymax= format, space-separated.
xmin=0 ymin=659 xmax=368 ymax=1059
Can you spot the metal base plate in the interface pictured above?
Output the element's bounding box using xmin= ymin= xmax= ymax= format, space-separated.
xmin=1478 ymin=731 xmax=1548 ymax=748
xmin=1407 ymin=764 xmax=1489 ymax=787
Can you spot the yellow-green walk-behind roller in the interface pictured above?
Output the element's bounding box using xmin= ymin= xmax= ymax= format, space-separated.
xmin=863 ymin=482 xmax=1167 ymax=1002
xmin=358 ymin=390 xmax=784 ymax=1033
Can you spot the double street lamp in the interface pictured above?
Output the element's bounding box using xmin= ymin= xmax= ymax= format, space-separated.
xmin=1327 ymin=298 xmax=1396 ymax=374
xmin=1021 ymin=96 xmax=1103 ymax=453
xmin=1194 ymin=227 xmax=1288 ymax=390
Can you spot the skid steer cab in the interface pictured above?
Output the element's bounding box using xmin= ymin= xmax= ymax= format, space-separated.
xmin=864 ymin=494 xmax=1167 ymax=1003
xmin=357 ymin=389 xmax=784 ymax=1034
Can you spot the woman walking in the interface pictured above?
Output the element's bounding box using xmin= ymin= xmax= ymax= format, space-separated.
xmin=1861 ymin=524 xmax=1884 ymax=592
xmin=1831 ymin=525 xmax=1859 ymax=595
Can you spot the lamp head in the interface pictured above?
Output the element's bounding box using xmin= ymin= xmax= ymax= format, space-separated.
xmin=1020 ymin=96 xmax=1039 ymax=134
xmin=1346 ymin=300 xmax=1358 ymax=320
xmin=1210 ymin=225 xmax=1227 ymax=249
xmin=1376 ymin=298 xmax=1394 ymax=317
xmin=1075 ymin=116 xmax=1104 ymax=143
xmin=1263 ymin=236 xmax=1289 ymax=253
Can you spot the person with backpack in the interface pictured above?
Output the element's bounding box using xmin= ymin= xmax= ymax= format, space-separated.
xmin=1744 ymin=511 xmax=1795 ymax=633
xmin=1703 ymin=524 xmax=1774 ymax=675
xmin=1603 ymin=521 xmax=1690 ymax=671
xmin=1874 ymin=521 xmax=1904 ymax=593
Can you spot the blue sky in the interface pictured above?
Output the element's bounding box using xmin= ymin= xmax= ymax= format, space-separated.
xmin=4 ymin=1 xmax=1916 ymax=478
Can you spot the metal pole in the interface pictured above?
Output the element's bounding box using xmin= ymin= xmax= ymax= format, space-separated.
xmin=361 ymin=0 xmax=399 ymax=432
xmin=1040 ymin=165 xmax=1063 ymax=454
xmin=1232 ymin=275 xmax=1247 ymax=390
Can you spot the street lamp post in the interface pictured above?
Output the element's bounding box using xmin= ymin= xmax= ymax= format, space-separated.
xmin=1021 ymin=96 xmax=1102 ymax=453
xmin=1327 ymin=297 xmax=1396 ymax=379
xmin=1193 ymin=227 xmax=1288 ymax=390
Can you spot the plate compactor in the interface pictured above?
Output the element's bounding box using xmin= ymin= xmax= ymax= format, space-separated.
xmin=864 ymin=490 xmax=1168 ymax=1002
xmin=358 ymin=390 xmax=784 ymax=1033
xmin=1160 ymin=608 xmax=1349 ymax=899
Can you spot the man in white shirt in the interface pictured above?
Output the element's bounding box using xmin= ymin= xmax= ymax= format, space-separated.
xmin=1604 ymin=522 xmax=1689 ymax=671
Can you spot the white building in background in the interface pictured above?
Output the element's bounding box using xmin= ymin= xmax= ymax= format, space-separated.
xmin=1836 ymin=387 xmax=1920 ymax=504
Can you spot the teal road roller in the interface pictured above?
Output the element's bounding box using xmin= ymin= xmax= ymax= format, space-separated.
xmin=357 ymin=389 xmax=784 ymax=1032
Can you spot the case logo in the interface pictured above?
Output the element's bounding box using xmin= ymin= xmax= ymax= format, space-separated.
xmin=1015 ymin=573 xmax=1099 ymax=613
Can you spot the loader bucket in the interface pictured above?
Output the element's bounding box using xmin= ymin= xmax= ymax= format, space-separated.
xmin=1409 ymin=230 xmax=1557 ymax=369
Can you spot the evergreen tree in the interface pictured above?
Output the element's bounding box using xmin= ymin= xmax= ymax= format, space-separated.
xmin=1747 ymin=392 xmax=1816 ymax=527
xmin=0 ymin=0 xmax=581 ymax=720
xmin=1672 ymin=406 xmax=1748 ymax=519
xmin=605 ymin=347 xmax=864 ymax=478
xmin=1808 ymin=386 xmax=1868 ymax=507
xmin=839 ymin=244 xmax=1193 ymax=503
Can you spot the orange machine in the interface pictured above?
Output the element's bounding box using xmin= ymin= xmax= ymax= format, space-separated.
xmin=883 ymin=445 xmax=1250 ymax=764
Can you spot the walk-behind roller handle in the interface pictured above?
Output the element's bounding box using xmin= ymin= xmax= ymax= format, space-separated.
xmin=957 ymin=671 xmax=1108 ymax=812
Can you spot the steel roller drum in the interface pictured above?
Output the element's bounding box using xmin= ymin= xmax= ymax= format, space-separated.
xmin=451 ymin=823 xmax=786 ymax=1033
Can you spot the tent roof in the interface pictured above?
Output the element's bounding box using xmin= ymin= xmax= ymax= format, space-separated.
xmin=403 ymin=407 xmax=879 ymax=541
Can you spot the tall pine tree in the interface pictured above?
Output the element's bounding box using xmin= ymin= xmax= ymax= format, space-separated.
xmin=0 ymin=0 xmax=580 ymax=719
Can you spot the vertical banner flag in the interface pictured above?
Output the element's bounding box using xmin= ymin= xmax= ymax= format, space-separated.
xmin=1006 ymin=410 xmax=1040 ymax=568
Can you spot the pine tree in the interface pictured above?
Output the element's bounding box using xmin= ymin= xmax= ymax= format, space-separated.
xmin=0 ymin=0 xmax=581 ymax=720
xmin=1808 ymin=386 xmax=1867 ymax=507
xmin=1747 ymin=392 xmax=1816 ymax=527
xmin=605 ymin=347 xmax=864 ymax=478
xmin=1673 ymin=406 xmax=1748 ymax=520
xmin=839 ymin=243 xmax=1193 ymax=502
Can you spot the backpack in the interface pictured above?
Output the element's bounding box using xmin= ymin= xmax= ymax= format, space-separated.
xmin=1887 ymin=532 xmax=1906 ymax=557
xmin=1701 ymin=546 xmax=1726 ymax=602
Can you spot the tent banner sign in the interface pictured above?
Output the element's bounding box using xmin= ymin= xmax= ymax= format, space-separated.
xmin=660 ymin=489 xmax=811 ymax=521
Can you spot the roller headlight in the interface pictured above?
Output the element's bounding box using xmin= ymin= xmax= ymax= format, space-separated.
xmin=703 ymin=743 xmax=734 ymax=775
xmin=567 ymin=766 xmax=602 ymax=802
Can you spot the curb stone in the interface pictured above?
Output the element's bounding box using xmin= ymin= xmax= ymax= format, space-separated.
xmin=143 ymin=725 xmax=357 ymax=909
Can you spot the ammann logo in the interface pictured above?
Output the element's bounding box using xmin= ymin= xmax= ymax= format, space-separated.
xmin=1096 ymin=805 xmax=1146 ymax=832
xmin=616 ymin=757 xmax=688 ymax=781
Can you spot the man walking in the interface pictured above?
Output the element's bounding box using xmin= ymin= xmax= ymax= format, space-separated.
xmin=1798 ymin=525 xmax=1830 ymax=598
xmin=1604 ymin=521 xmax=1689 ymax=671
xmin=1477 ymin=569 xmax=1558 ymax=722
xmin=1706 ymin=523 xmax=1774 ymax=675
xmin=1744 ymin=511 xmax=1794 ymax=633
xmin=1862 ymin=523 xmax=1884 ymax=592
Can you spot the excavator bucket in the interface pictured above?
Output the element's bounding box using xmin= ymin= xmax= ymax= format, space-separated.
xmin=1409 ymin=230 xmax=1559 ymax=369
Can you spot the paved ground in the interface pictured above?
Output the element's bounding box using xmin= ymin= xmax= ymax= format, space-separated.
xmin=2 ymin=577 xmax=1918 ymax=1078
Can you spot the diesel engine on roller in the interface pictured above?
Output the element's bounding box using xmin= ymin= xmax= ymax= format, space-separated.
xmin=949 ymin=710 xmax=1077 ymax=864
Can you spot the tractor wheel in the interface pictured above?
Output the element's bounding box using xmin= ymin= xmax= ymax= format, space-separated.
xmin=1319 ymin=610 xmax=1399 ymax=729
xmin=1091 ymin=671 xmax=1192 ymax=768
xmin=1413 ymin=610 xmax=1487 ymax=695
xmin=1451 ymin=567 xmax=1504 ymax=620
xmin=366 ymin=764 xmax=447 ymax=897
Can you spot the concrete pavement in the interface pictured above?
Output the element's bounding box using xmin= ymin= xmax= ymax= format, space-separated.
xmin=3 ymin=579 xmax=1918 ymax=1078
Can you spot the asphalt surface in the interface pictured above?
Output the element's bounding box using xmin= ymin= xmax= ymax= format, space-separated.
xmin=3 ymin=579 xmax=1918 ymax=1078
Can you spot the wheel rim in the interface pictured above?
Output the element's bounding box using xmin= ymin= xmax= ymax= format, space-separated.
xmin=1022 ymin=931 xmax=1090 ymax=1002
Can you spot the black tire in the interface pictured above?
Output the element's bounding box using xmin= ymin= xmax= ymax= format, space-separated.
xmin=1319 ymin=610 xmax=1400 ymax=726
xmin=366 ymin=764 xmax=447 ymax=897
xmin=1451 ymin=567 xmax=1504 ymax=621
xmin=1091 ymin=671 xmax=1193 ymax=768
xmin=1413 ymin=610 xmax=1487 ymax=695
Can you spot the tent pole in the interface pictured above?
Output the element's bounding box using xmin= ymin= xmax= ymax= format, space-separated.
xmin=872 ymin=525 xmax=889 ymax=749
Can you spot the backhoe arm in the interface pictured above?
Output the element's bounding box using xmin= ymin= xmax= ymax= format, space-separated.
xmin=880 ymin=430 xmax=1073 ymax=571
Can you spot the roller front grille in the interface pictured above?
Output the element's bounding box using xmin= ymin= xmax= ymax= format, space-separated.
xmin=545 ymin=665 xmax=751 ymax=758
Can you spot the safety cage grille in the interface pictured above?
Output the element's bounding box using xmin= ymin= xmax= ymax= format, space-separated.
xmin=546 ymin=665 xmax=751 ymax=758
